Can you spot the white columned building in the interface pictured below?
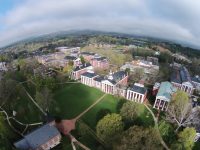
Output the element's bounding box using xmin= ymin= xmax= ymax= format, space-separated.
xmin=126 ymin=83 xmax=147 ymax=103
xmin=153 ymin=81 xmax=177 ymax=111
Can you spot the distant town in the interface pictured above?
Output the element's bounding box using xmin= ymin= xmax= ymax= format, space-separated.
xmin=0 ymin=34 xmax=200 ymax=150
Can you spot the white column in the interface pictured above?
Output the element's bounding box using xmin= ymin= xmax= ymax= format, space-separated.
xmin=158 ymin=99 xmax=162 ymax=110
xmin=162 ymin=101 xmax=166 ymax=111
xmin=153 ymin=99 xmax=157 ymax=108
xmin=127 ymin=90 xmax=130 ymax=99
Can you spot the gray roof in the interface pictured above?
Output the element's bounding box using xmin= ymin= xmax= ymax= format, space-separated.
xmin=103 ymin=71 xmax=126 ymax=85
xmin=73 ymin=63 xmax=91 ymax=71
xmin=129 ymin=85 xmax=147 ymax=94
xmin=81 ymin=72 xmax=98 ymax=78
xmin=180 ymin=66 xmax=191 ymax=82
xmin=112 ymin=71 xmax=126 ymax=83
xmin=192 ymin=76 xmax=200 ymax=83
xmin=81 ymin=52 xmax=95 ymax=56
xmin=170 ymin=66 xmax=192 ymax=84
xmin=14 ymin=124 xmax=60 ymax=149
xmin=94 ymin=76 xmax=104 ymax=82
xmin=64 ymin=56 xmax=77 ymax=60
xmin=94 ymin=57 xmax=107 ymax=61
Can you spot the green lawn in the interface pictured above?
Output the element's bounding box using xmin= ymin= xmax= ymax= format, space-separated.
xmin=82 ymin=94 xmax=120 ymax=129
xmin=53 ymin=83 xmax=104 ymax=118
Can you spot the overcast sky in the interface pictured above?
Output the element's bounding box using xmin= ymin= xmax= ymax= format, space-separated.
xmin=0 ymin=0 xmax=200 ymax=48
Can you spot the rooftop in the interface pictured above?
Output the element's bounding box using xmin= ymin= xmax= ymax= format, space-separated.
xmin=192 ymin=75 xmax=200 ymax=83
xmin=14 ymin=123 xmax=60 ymax=149
xmin=156 ymin=81 xmax=177 ymax=102
xmin=171 ymin=66 xmax=192 ymax=84
xmin=73 ymin=63 xmax=91 ymax=71
xmin=94 ymin=76 xmax=104 ymax=82
xmin=64 ymin=56 xmax=78 ymax=60
xmin=81 ymin=72 xmax=98 ymax=78
xmin=129 ymin=83 xmax=147 ymax=94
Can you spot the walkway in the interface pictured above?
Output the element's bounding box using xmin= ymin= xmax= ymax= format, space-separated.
xmin=0 ymin=106 xmax=43 ymax=137
xmin=75 ymin=93 xmax=107 ymax=120
xmin=144 ymin=104 xmax=170 ymax=150
xmin=24 ymin=88 xmax=47 ymax=116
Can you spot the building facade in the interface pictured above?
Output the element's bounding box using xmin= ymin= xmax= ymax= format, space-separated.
xmin=170 ymin=66 xmax=194 ymax=95
xmin=90 ymin=57 xmax=109 ymax=69
xmin=192 ymin=75 xmax=200 ymax=90
xmin=153 ymin=81 xmax=177 ymax=111
xmin=81 ymin=72 xmax=98 ymax=87
xmin=100 ymin=71 xmax=128 ymax=95
xmin=64 ymin=56 xmax=81 ymax=67
xmin=71 ymin=63 xmax=94 ymax=80
xmin=81 ymin=52 xmax=96 ymax=62
xmin=126 ymin=83 xmax=147 ymax=103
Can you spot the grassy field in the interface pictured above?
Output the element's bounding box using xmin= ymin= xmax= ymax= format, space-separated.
xmin=53 ymin=83 xmax=120 ymax=128
xmin=53 ymin=83 xmax=103 ymax=118
xmin=9 ymin=82 xmax=153 ymax=150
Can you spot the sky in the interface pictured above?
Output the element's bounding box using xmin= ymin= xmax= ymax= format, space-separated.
xmin=0 ymin=0 xmax=200 ymax=48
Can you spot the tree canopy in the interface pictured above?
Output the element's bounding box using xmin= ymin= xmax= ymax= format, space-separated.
xmin=35 ymin=87 xmax=54 ymax=112
xmin=113 ymin=125 xmax=162 ymax=150
xmin=120 ymin=101 xmax=144 ymax=121
xmin=166 ymin=90 xmax=196 ymax=132
xmin=171 ymin=127 xmax=196 ymax=150
xmin=96 ymin=113 xmax=124 ymax=144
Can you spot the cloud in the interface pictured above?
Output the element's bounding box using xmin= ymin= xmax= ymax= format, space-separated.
xmin=0 ymin=0 xmax=200 ymax=48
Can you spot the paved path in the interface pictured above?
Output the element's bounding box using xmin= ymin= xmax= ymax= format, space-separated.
xmin=75 ymin=93 xmax=107 ymax=120
xmin=144 ymin=104 xmax=170 ymax=150
xmin=0 ymin=106 xmax=42 ymax=137
xmin=24 ymin=88 xmax=47 ymax=116
xmin=69 ymin=133 xmax=91 ymax=150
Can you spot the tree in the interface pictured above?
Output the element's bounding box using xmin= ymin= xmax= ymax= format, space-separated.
xmin=0 ymin=114 xmax=10 ymax=150
xmin=166 ymin=90 xmax=198 ymax=132
xmin=113 ymin=126 xmax=162 ymax=150
xmin=77 ymin=122 xmax=90 ymax=137
xmin=33 ymin=76 xmax=57 ymax=90
xmin=125 ymin=68 xmax=130 ymax=75
xmin=129 ymin=68 xmax=144 ymax=83
xmin=171 ymin=127 xmax=196 ymax=150
xmin=120 ymin=101 xmax=144 ymax=121
xmin=35 ymin=87 xmax=54 ymax=112
xmin=80 ymin=56 xmax=85 ymax=64
xmin=158 ymin=120 xmax=175 ymax=144
xmin=0 ymin=79 xmax=19 ymax=106
xmin=96 ymin=114 xmax=124 ymax=143
xmin=63 ymin=61 xmax=74 ymax=75
xmin=96 ymin=109 xmax=111 ymax=123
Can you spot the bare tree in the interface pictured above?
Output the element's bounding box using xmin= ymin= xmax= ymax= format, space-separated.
xmin=166 ymin=90 xmax=199 ymax=132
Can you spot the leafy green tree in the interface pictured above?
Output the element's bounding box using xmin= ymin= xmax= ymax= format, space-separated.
xmin=129 ymin=68 xmax=144 ymax=83
xmin=33 ymin=76 xmax=57 ymax=90
xmin=0 ymin=79 xmax=19 ymax=106
xmin=171 ymin=127 xmax=196 ymax=150
xmin=77 ymin=121 xmax=90 ymax=137
xmin=35 ymin=87 xmax=54 ymax=112
xmin=125 ymin=68 xmax=130 ymax=75
xmin=96 ymin=109 xmax=111 ymax=123
xmin=120 ymin=101 xmax=144 ymax=121
xmin=166 ymin=90 xmax=198 ymax=132
xmin=158 ymin=120 xmax=175 ymax=144
xmin=113 ymin=126 xmax=162 ymax=150
xmin=96 ymin=114 xmax=124 ymax=143
xmin=80 ymin=56 xmax=86 ymax=64
xmin=0 ymin=114 xmax=10 ymax=150
xmin=63 ymin=61 xmax=74 ymax=75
